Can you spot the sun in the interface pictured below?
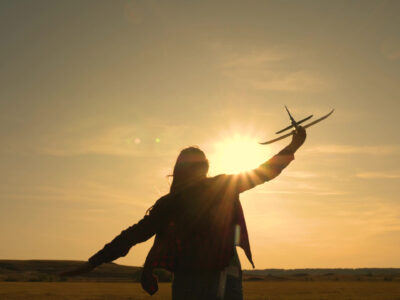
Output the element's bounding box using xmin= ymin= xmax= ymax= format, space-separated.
xmin=208 ymin=134 xmax=273 ymax=176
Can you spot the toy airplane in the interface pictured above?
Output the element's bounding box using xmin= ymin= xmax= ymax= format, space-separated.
xmin=259 ymin=106 xmax=334 ymax=145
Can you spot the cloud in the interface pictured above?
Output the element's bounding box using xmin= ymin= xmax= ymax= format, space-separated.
xmin=219 ymin=47 xmax=329 ymax=92
xmin=222 ymin=68 xmax=327 ymax=93
xmin=3 ymin=182 xmax=138 ymax=206
xmin=255 ymin=190 xmax=346 ymax=196
xmin=253 ymin=178 xmax=347 ymax=196
xmin=284 ymin=171 xmax=317 ymax=178
xmin=356 ymin=172 xmax=400 ymax=179
xmin=252 ymin=70 xmax=327 ymax=92
xmin=306 ymin=144 xmax=400 ymax=155
xmin=222 ymin=49 xmax=288 ymax=67
xmin=254 ymin=190 xmax=297 ymax=194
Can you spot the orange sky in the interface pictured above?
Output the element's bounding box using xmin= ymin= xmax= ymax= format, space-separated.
xmin=1 ymin=0 xmax=400 ymax=269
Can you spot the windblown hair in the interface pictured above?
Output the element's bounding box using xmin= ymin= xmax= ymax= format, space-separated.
xmin=146 ymin=147 xmax=209 ymax=215
xmin=170 ymin=146 xmax=209 ymax=193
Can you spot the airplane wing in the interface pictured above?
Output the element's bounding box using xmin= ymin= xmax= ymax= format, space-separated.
xmin=275 ymin=114 xmax=313 ymax=134
xmin=259 ymin=109 xmax=334 ymax=145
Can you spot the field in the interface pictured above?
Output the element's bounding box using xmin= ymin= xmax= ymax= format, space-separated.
xmin=1 ymin=281 xmax=400 ymax=300
xmin=2 ymin=261 xmax=400 ymax=299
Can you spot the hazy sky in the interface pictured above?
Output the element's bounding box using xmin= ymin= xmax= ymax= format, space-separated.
xmin=1 ymin=0 xmax=400 ymax=269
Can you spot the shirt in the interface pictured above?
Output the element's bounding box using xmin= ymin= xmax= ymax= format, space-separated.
xmin=88 ymin=147 xmax=295 ymax=295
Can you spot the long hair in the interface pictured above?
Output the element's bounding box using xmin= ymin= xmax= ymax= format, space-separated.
xmin=146 ymin=147 xmax=209 ymax=215
xmin=170 ymin=146 xmax=209 ymax=193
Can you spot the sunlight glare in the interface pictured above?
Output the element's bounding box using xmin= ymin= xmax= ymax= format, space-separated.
xmin=208 ymin=134 xmax=273 ymax=175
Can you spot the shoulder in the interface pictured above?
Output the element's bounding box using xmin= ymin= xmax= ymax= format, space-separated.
xmin=206 ymin=174 xmax=239 ymax=190
xmin=148 ymin=193 xmax=176 ymax=215
xmin=206 ymin=174 xmax=228 ymax=185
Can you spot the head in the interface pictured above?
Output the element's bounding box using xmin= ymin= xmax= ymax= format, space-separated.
xmin=170 ymin=146 xmax=209 ymax=193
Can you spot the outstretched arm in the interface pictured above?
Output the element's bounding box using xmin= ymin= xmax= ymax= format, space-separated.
xmin=231 ymin=126 xmax=307 ymax=193
xmin=60 ymin=196 xmax=169 ymax=277
xmin=87 ymin=213 xmax=158 ymax=267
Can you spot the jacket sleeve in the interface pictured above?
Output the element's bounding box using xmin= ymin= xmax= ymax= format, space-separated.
xmin=88 ymin=196 xmax=169 ymax=267
xmin=225 ymin=145 xmax=295 ymax=194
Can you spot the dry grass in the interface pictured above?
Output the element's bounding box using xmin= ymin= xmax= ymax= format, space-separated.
xmin=243 ymin=281 xmax=400 ymax=300
xmin=1 ymin=281 xmax=400 ymax=299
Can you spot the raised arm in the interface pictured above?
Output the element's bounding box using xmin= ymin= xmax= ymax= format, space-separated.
xmin=229 ymin=126 xmax=307 ymax=193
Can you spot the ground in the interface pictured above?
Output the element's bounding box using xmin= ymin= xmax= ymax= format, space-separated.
xmin=1 ymin=281 xmax=400 ymax=300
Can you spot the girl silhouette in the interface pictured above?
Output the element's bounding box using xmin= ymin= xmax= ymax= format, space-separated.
xmin=62 ymin=127 xmax=306 ymax=300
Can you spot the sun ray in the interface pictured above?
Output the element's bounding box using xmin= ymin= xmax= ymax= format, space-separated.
xmin=208 ymin=134 xmax=273 ymax=176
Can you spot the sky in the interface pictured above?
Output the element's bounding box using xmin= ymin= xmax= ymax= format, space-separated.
xmin=1 ymin=0 xmax=400 ymax=269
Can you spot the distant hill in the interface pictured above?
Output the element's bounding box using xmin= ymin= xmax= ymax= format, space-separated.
xmin=0 ymin=260 xmax=171 ymax=282
xmin=243 ymin=268 xmax=400 ymax=282
xmin=1 ymin=260 xmax=399 ymax=282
